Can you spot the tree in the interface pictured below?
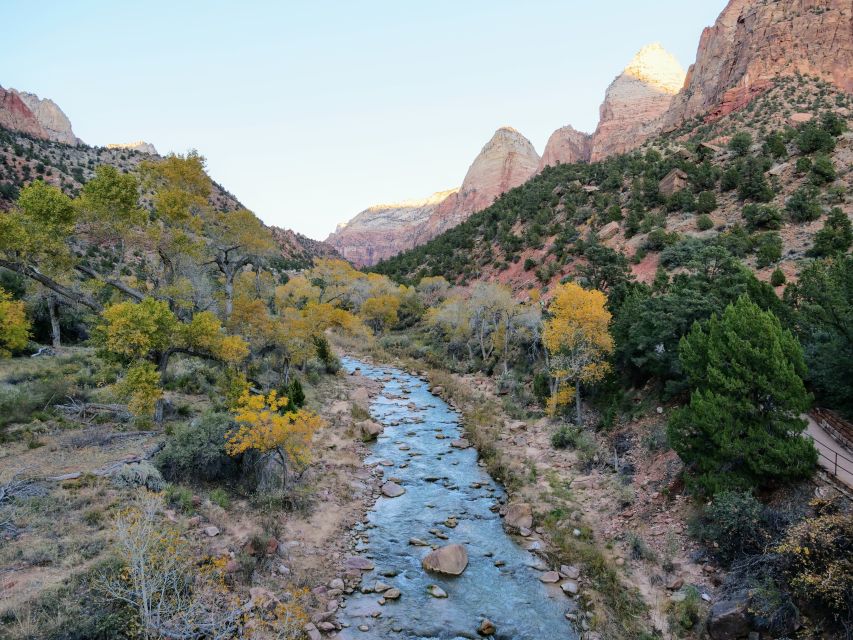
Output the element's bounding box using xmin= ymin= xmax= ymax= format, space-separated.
xmin=737 ymin=156 xmax=773 ymax=202
xmin=225 ymin=390 xmax=323 ymax=489
xmin=728 ymin=131 xmax=753 ymax=157
xmin=543 ymin=282 xmax=613 ymax=423
xmin=755 ymin=232 xmax=782 ymax=268
xmin=785 ymin=255 xmax=853 ymax=417
xmin=786 ymin=186 xmax=823 ymax=222
xmin=696 ymin=191 xmax=717 ymax=214
xmin=361 ymin=294 xmax=400 ymax=334
xmin=668 ymin=296 xmax=815 ymax=494
xmin=95 ymin=298 xmax=248 ymax=420
xmin=808 ymin=207 xmax=852 ymax=257
xmin=0 ymin=286 xmax=29 ymax=356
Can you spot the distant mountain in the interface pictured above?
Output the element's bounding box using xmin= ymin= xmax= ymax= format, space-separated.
xmin=326 ymin=127 xmax=540 ymax=267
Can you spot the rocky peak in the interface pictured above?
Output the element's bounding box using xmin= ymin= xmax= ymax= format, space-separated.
xmin=326 ymin=189 xmax=458 ymax=267
xmin=11 ymin=89 xmax=80 ymax=145
xmin=106 ymin=141 xmax=158 ymax=155
xmin=454 ymin=126 xmax=540 ymax=215
xmin=589 ymin=43 xmax=685 ymax=161
xmin=662 ymin=0 xmax=853 ymax=127
xmin=0 ymin=86 xmax=47 ymax=139
xmin=538 ymin=126 xmax=592 ymax=170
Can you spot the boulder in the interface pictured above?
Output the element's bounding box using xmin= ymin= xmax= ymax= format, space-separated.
xmin=504 ymin=503 xmax=533 ymax=530
xmin=422 ymin=544 xmax=469 ymax=576
xmin=381 ymin=481 xmax=405 ymax=498
xmin=478 ymin=618 xmax=496 ymax=636
xmin=560 ymin=565 xmax=580 ymax=580
xmin=344 ymin=556 xmax=375 ymax=571
xmin=357 ymin=420 xmax=383 ymax=440
xmin=707 ymin=598 xmax=751 ymax=640
xmin=351 ymin=387 xmax=370 ymax=409
xmin=539 ymin=571 xmax=561 ymax=583
xmin=450 ymin=438 xmax=471 ymax=449
xmin=599 ymin=220 xmax=621 ymax=241
xmin=561 ymin=580 xmax=580 ymax=595
xmin=427 ymin=584 xmax=447 ymax=598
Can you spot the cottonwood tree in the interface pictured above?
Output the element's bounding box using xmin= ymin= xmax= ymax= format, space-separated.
xmin=0 ymin=287 xmax=29 ymax=357
xmin=225 ymin=390 xmax=323 ymax=489
xmin=543 ymin=282 xmax=614 ymax=423
xmin=668 ymin=296 xmax=815 ymax=494
xmin=95 ymin=297 xmax=248 ymax=420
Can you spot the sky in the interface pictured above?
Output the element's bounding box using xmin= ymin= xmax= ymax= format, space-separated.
xmin=2 ymin=1 xmax=726 ymax=240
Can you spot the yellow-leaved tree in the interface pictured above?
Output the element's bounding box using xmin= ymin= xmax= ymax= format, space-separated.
xmin=225 ymin=390 xmax=323 ymax=488
xmin=95 ymin=297 xmax=248 ymax=420
xmin=0 ymin=287 xmax=30 ymax=357
xmin=543 ymin=282 xmax=613 ymax=423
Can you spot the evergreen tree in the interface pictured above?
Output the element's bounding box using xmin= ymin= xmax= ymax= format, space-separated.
xmin=668 ymin=296 xmax=815 ymax=494
xmin=808 ymin=208 xmax=852 ymax=257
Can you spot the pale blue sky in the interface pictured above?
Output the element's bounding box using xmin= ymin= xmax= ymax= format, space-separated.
xmin=1 ymin=1 xmax=725 ymax=239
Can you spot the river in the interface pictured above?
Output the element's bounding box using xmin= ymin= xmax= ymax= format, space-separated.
xmin=336 ymin=357 xmax=576 ymax=640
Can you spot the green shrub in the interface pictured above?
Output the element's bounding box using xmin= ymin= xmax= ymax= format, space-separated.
xmin=810 ymin=154 xmax=836 ymax=185
xmin=532 ymin=372 xmax=550 ymax=405
xmin=112 ymin=462 xmax=164 ymax=491
xmin=156 ymin=412 xmax=240 ymax=482
xmin=808 ymin=207 xmax=853 ymax=257
xmin=551 ymin=424 xmax=580 ymax=449
xmin=696 ymin=214 xmax=714 ymax=231
xmin=696 ymin=191 xmax=717 ymax=214
xmin=667 ymin=586 xmax=702 ymax=633
xmin=743 ymin=204 xmax=782 ymax=230
xmin=643 ymin=228 xmax=678 ymax=251
xmin=164 ymin=484 xmax=194 ymax=513
xmin=209 ymin=487 xmax=230 ymax=509
xmin=755 ymin=232 xmax=782 ymax=268
xmin=786 ymin=185 xmax=822 ymax=222
xmin=796 ymin=123 xmax=836 ymax=154
xmin=770 ymin=268 xmax=786 ymax=287
xmin=737 ymin=156 xmax=773 ymax=202
xmin=728 ymin=131 xmax=753 ymax=156
xmin=795 ymin=156 xmax=812 ymax=174
xmin=697 ymin=490 xmax=774 ymax=562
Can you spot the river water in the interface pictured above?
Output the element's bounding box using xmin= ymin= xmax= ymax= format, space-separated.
xmin=337 ymin=357 xmax=576 ymax=640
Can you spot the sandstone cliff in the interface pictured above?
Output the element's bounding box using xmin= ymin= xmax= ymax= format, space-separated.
xmin=10 ymin=89 xmax=80 ymax=144
xmin=451 ymin=127 xmax=540 ymax=216
xmin=589 ymin=43 xmax=685 ymax=162
xmin=106 ymin=141 xmax=158 ymax=155
xmin=328 ymin=127 xmax=540 ymax=267
xmin=0 ymin=86 xmax=48 ymax=139
xmin=326 ymin=189 xmax=458 ymax=267
xmin=662 ymin=0 xmax=853 ymax=128
xmin=538 ymin=125 xmax=592 ymax=171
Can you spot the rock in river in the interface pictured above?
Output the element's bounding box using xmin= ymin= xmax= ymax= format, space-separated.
xmin=381 ymin=481 xmax=405 ymax=498
xmin=422 ymin=543 xmax=469 ymax=576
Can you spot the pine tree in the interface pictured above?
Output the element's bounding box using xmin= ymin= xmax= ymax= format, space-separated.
xmin=668 ymin=296 xmax=816 ymax=494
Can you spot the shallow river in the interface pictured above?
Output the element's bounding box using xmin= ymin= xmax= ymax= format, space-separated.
xmin=337 ymin=357 xmax=576 ymax=640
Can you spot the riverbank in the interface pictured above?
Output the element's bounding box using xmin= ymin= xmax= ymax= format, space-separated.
xmin=329 ymin=337 xmax=661 ymax=639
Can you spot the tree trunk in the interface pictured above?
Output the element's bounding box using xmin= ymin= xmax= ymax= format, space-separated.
xmin=224 ymin=270 xmax=234 ymax=320
xmin=47 ymin=294 xmax=61 ymax=348
xmin=575 ymin=382 xmax=582 ymax=425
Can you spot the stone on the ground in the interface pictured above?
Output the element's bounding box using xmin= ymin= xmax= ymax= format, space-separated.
xmin=383 ymin=588 xmax=401 ymax=599
xmin=560 ymin=565 xmax=580 ymax=579
xmin=478 ymin=618 xmax=496 ymax=636
xmin=707 ymin=598 xmax=751 ymax=640
xmin=357 ymin=420 xmax=383 ymax=440
xmin=381 ymin=481 xmax=405 ymax=497
xmin=666 ymin=577 xmax=684 ymax=591
xmin=203 ymin=525 xmax=219 ymax=537
xmin=352 ymin=387 xmax=370 ymax=409
xmin=561 ymin=580 xmax=579 ymax=595
xmin=422 ymin=543 xmax=469 ymax=575
xmin=427 ymin=584 xmax=447 ymax=598
xmin=450 ymin=438 xmax=471 ymax=449
xmin=344 ymin=556 xmax=375 ymax=571
xmin=504 ymin=502 xmax=533 ymax=530
xmin=303 ymin=622 xmax=322 ymax=640
xmin=409 ymin=537 xmax=429 ymax=546
xmin=374 ymin=581 xmax=391 ymax=593
xmin=539 ymin=571 xmax=561 ymax=583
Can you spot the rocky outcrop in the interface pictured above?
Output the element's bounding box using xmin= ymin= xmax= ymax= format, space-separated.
xmin=11 ymin=89 xmax=80 ymax=144
xmin=450 ymin=126 xmax=540 ymax=216
xmin=0 ymin=86 xmax=48 ymax=139
xmin=325 ymin=189 xmax=458 ymax=267
xmin=663 ymin=0 xmax=853 ymax=128
xmin=269 ymin=226 xmax=342 ymax=269
xmin=106 ymin=141 xmax=158 ymax=155
xmin=589 ymin=43 xmax=686 ymax=161
xmin=328 ymin=127 xmax=540 ymax=267
xmin=538 ymin=125 xmax=592 ymax=170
